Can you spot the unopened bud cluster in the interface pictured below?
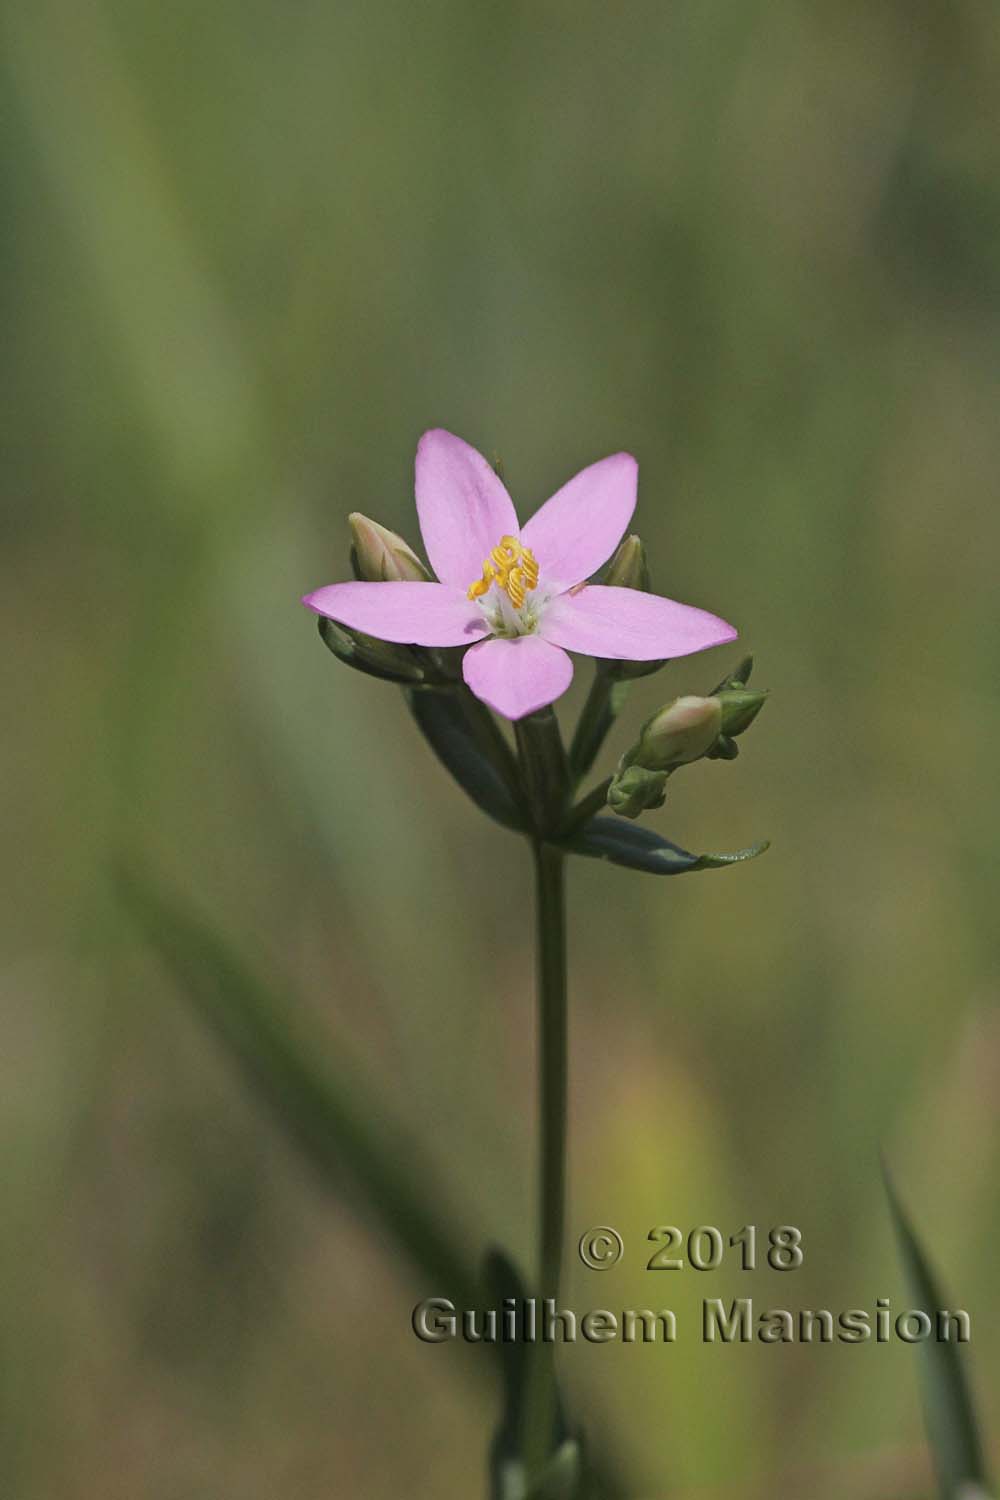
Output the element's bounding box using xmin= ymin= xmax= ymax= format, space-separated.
xmin=706 ymin=662 xmax=767 ymax=760
xmin=608 ymin=662 xmax=766 ymax=819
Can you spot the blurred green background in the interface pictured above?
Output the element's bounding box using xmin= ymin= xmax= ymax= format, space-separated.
xmin=3 ymin=1 xmax=999 ymax=1495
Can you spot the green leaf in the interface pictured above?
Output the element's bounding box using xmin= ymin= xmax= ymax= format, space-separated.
xmin=115 ymin=859 xmax=480 ymax=1309
xmin=883 ymin=1161 xmax=992 ymax=1500
xmin=407 ymin=685 xmax=528 ymax=832
xmin=566 ymin=818 xmax=769 ymax=876
xmin=690 ymin=841 xmax=771 ymax=870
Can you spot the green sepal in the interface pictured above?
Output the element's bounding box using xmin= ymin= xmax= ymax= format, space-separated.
xmin=566 ymin=817 xmax=768 ymax=875
xmin=710 ymin=654 xmax=754 ymax=692
xmin=606 ymin=765 xmax=668 ymax=819
xmin=318 ymin=616 xmax=425 ymax=684
xmin=716 ymin=687 xmax=767 ymax=737
xmin=705 ymin=734 xmax=739 ymax=761
xmin=883 ymin=1161 xmax=991 ymax=1500
xmin=406 ymin=686 xmax=528 ymax=832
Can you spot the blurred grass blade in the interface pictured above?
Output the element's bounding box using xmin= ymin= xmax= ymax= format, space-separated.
xmin=883 ymin=1160 xmax=991 ymax=1499
xmin=117 ymin=861 xmax=631 ymax=1500
xmin=406 ymin=685 xmax=528 ymax=832
xmin=567 ymin=817 xmax=769 ymax=876
xmin=528 ymin=1440 xmax=583 ymax=1500
xmin=484 ymin=1246 xmax=534 ymax=1476
xmin=485 ymin=1248 xmax=575 ymax=1500
xmin=116 ymin=858 xmax=479 ymax=1309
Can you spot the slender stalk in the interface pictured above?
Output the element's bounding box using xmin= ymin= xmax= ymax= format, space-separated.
xmin=521 ymin=839 xmax=568 ymax=1481
xmin=561 ymin=776 xmax=613 ymax=837
xmin=511 ymin=709 xmax=572 ymax=1482
xmin=568 ymin=670 xmax=628 ymax=784
xmin=535 ymin=841 xmax=568 ymax=1301
xmin=514 ymin=707 xmax=570 ymax=836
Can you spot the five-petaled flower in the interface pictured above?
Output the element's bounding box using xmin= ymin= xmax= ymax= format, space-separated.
xmin=303 ymin=430 xmax=737 ymax=720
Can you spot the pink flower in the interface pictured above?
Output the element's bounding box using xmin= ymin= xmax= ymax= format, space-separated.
xmin=303 ymin=430 xmax=737 ymax=720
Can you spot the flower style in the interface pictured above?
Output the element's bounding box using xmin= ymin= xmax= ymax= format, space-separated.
xmin=303 ymin=430 xmax=737 ymax=719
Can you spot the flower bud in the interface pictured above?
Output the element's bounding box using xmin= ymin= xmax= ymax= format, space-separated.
xmin=604 ymin=534 xmax=650 ymax=592
xmin=632 ymin=695 xmax=723 ymax=771
xmin=607 ymin=764 xmax=668 ymax=819
xmin=601 ymin=535 xmax=664 ymax=680
xmin=318 ymin=616 xmax=425 ymax=683
xmin=716 ymin=687 xmax=767 ymax=738
xmin=349 ymin=512 xmax=431 ymax=583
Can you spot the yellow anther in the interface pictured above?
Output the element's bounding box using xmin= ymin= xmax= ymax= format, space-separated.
xmin=467 ymin=535 xmax=540 ymax=606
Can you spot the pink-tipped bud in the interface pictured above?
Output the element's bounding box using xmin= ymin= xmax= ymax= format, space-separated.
xmin=633 ymin=695 xmax=723 ymax=770
xmin=349 ymin=513 xmax=431 ymax=583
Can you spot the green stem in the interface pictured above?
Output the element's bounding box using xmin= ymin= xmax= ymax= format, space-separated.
xmin=535 ymin=841 xmax=567 ymax=1302
xmin=561 ymin=776 xmax=613 ymax=837
xmin=568 ymin=670 xmax=628 ymax=784
xmin=514 ymin=708 xmax=570 ymax=836
xmin=521 ymin=839 xmax=568 ymax=1481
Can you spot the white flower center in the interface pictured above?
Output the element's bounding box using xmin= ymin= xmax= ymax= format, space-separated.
xmin=467 ymin=535 xmax=548 ymax=637
xmin=476 ymin=580 xmax=553 ymax=637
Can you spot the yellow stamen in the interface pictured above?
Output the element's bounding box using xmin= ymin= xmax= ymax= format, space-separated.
xmin=467 ymin=535 xmax=540 ymax=606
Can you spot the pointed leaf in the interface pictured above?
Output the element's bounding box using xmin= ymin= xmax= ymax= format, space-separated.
xmin=883 ymin=1161 xmax=991 ymax=1499
xmin=690 ymin=841 xmax=770 ymax=870
xmin=567 ymin=818 xmax=698 ymax=873
xmin=407 ymin=685 xmax=528 ymax=831
xmin=566 ymin=818 xmax=768 ymax=876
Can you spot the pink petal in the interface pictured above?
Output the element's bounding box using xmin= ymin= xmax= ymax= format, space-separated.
xmin=462 ymin=635 xmax=574 ymax=720
xmin=540 ymin=585 xmax=737 ymax=660
xmin=520 ymin=453 xmax=637 ymax=590
xmin=414 ymin=429 xmax=520 ymax=589
xmin=303 ymin=581 xmax=489 ymax=647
